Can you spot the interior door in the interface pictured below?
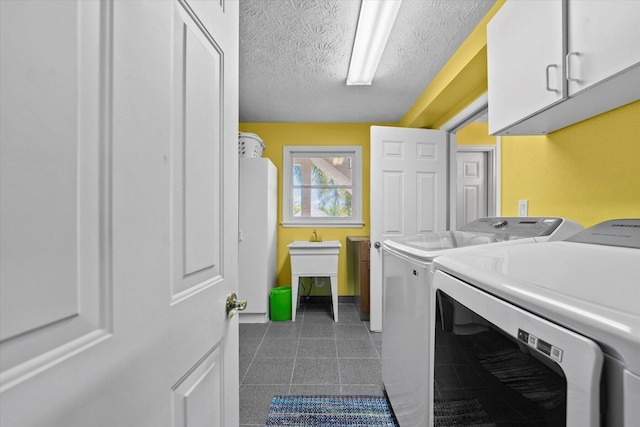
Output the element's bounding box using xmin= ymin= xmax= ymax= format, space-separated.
xmin=169 ymin=1 xmax=240 ymax=425
xmin=0 ymin=1 xmax=239 ymax=425
xmin=369 ymin=126 xmax=447 ymax=331
xmin=456 ymin=151 xmax=488 ymax=226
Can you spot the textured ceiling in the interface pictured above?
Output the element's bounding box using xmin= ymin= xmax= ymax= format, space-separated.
xmin=239 ymin=0 xmax=495 ymax=123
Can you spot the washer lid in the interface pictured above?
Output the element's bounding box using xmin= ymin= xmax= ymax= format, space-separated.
xmin=383 ymin=217 xmax=576 ymax=261
xmin=461 ymin=216 xmax=566 ymax=237
xmin=384 ymin=231 xmax=524 ymax=261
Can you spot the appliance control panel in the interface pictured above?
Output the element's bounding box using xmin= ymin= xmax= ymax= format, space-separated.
xmin=518 ymin=329 xmax=563 ymax=363
xmin=568 ymin=218 xmax=640 ymax=248
xmin=461 ymin=217 xmax=563 ymax=238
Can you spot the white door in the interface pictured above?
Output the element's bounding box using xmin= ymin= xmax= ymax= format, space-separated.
xmin=369 ymin=126 xmax=447 ymax=331
xmin=456 ymin=151 xmax=488 ymax=226
xmin=168 ymin=1 xmax=240 ymax=425
xmin=0 ymin=1 xmax=239 ymax=426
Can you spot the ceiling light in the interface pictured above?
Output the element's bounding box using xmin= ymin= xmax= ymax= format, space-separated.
xmin=347 ymin=0 xmax=402 ymax=85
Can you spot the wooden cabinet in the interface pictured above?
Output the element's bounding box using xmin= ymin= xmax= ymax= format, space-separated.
xmin=239 ymin=158 xmax=277 ymax=323
xmin=347 ymin=237 xmax=370 ymax=320
xmin=488 ymin=0 xmax=640 ymax=136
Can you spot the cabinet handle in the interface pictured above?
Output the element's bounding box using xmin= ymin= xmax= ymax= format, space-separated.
xmin=566 ymin=51 xmax=581 ymax=83
xmin=545 ymin=64 xmax=559 ymax=92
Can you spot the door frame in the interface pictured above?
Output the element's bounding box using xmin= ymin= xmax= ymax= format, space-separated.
xmin=440 ymin=93 xmax=501 ymax=230
xmin=454 ymin=147 xmax=497 ymax=228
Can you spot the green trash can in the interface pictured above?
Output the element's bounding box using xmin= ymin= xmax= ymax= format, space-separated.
xmin=270 ymin=286 xmax=292 ymax=321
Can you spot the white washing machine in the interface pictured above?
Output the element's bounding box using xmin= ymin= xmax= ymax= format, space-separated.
xmin=430 ymin=219 xmax=640 ymax=426
xmin=381 ymin=216 xmax=583 ymax=426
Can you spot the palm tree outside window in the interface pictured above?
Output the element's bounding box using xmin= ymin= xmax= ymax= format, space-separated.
xmin=283 ymin=146 xmax=363 ymax=228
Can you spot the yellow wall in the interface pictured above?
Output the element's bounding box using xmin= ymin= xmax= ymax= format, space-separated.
xmin=238 ymin=123 xmax=392 ymax=296
xmin=454 ymin=106 xmax=640 ymax=228
xmin=401 ymin=0 xmax=639 ymax=229
xmin=456 ymin=121 xmax=496 ymax=146
xmin=501 ymin=100 xmax=640 ymax=227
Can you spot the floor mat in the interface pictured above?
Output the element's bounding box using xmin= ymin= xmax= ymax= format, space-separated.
xmin=264 ymin=395 xmax=399 ymax=426
xmin=434 ymin=398 xmax=495 ymax=427
xmin=478 ymin=348 xmax=565 ymax=409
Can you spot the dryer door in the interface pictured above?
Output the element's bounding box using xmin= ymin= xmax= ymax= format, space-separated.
xmin=431 ymin=270 xmax=603 ymax=427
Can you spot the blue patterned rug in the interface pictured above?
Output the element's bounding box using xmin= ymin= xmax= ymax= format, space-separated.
xmin=264 ymin=395 xmax=399 ymax=426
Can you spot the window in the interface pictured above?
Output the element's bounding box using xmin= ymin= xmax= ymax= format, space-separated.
xmin=282 ymin=146 xmax=363 ymax=227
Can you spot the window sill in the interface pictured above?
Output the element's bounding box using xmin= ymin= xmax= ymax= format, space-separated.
xmin=281 ymin=221 xmax=365 ymax=229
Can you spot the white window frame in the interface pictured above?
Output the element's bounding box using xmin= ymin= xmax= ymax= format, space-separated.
xmin=282 ymin=146 xmax=363 ymax=228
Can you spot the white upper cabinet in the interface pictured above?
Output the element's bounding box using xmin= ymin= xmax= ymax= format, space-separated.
xmin=488 ymin=0 xmax=640 ymax=136
xmin=567 ymin=1 xmax=640 ymax=95
xmin=487 ymin=0 xmax=565 ymax=135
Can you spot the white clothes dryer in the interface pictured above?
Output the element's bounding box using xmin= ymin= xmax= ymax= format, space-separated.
xmin=430 ymin=219 xmax=640 ymax=426
xmin=381 ymin=216 xmax=583 ymax=426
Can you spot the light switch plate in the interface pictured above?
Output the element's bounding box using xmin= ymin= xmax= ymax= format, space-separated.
xmin=518 ymin=200 xmax=528 ymax=217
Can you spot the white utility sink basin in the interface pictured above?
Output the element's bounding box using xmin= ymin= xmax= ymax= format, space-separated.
xmin=288 ymin=240 xmax=342 ymax=322
xmin=287 ymin=240 xmax=342 ymax=251
xmin=287 ymin=240 xmax=341 ymax=247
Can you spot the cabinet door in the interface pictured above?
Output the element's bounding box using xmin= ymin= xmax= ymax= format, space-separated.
xmin=239 ymin=158 xmax=277 ymax=317
xmin=487 ymin=0 xmax=565 ymax=135
xmin=567 ymin=0 xmax=640 ymax=95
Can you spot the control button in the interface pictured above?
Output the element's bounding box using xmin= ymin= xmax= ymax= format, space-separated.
xmin=551 ymin=346 xmax=563 ymax=363
xmin=517 ymin=329 xmax=529 ymax=343
xmin=493 ymin=220 xmax=508 ymax=228
xmin=536 ymin=339 xmax=553 ymax=356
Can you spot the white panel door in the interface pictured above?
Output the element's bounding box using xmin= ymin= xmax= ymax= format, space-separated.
xmin=169 ymin=0 xmax=239 ymax=426
xmin=456 ymin=151 xmax=488 ymax=226
xmin=369 ymin=126 xmax=447 ymax=331
xmin=0 ymin=0 xmax=239 ymax=425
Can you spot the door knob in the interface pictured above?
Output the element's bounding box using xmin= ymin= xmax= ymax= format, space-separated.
xmin=226 ymin=292 xmax=247 ymax=319
xmin=374 ymin=241 xmax=381 ymax=249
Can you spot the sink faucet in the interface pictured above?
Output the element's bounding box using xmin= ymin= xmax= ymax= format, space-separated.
xmin=310 ymin=229 xmax=322 ymax=242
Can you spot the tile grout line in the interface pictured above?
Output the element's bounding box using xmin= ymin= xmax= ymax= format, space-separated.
xmin=240 ymin=322 xmax=270 ymax=386
xmin=287 ymin=306 xmax=303 ymax=393
xmin=240 ymin=303 xmax=387 ymax=425
xmin=334 ymin=319 xmax=343 ymax=394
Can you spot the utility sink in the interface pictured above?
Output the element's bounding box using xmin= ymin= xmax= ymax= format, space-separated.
xmin=287 ymin=240 xmax=341 ymax=272
xmin=287 ymin=240 xmax=342 ymax=250
xmin=287 ymin=240 xmax=342 ymax=322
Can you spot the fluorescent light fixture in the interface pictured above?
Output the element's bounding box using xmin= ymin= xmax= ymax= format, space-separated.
xmin=347 ymin=0 xmax=402 ymax=85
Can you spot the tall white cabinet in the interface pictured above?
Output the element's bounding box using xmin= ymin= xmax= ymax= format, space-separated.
xmin=239 ymin=157 xmax=278 ymax=323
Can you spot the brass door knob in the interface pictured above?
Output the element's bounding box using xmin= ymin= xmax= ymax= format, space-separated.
xmin=226 ymin=292 xmax=247 ymax=319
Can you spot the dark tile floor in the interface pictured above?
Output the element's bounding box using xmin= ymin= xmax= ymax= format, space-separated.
xmin=239 ymin=301 xmax=383 ymax=427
